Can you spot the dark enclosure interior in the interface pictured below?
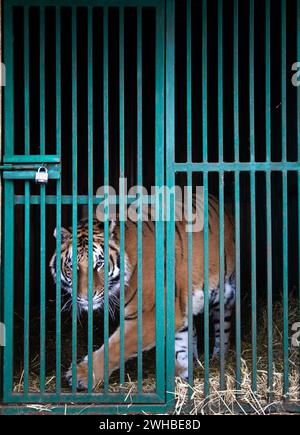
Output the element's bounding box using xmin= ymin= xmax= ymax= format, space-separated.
xmin=8 ymin=0 xmax=300 ymax=392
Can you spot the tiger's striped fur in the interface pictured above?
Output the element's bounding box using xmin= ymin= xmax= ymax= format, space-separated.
xmin=50 ymin=195 xmax=235 ymax=389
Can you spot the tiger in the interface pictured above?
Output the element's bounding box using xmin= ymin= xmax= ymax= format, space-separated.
xmin=50 ymin=195 xmax=235 ymax=390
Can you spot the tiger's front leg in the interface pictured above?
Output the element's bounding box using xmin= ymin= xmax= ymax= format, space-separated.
xmin=67 ymin=310 xmax=156 ymax=390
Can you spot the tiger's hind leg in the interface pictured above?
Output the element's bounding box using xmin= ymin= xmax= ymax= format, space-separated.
xmin=210 ymin=278 xmax=236 ymax=358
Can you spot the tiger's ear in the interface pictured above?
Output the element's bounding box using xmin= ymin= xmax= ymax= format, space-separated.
xmin=53 ymin=227 xmax=71 ymax=243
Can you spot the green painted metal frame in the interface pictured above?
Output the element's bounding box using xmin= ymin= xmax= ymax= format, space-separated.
xmin=1 ymin=0 xmax=172 ymax=414
xmin=1 ymin=0 xmax=300 ymax=415
xmin=165 ymin=0 xmax=300 ymax=412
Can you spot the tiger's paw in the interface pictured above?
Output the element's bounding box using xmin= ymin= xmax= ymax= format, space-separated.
xmin=65 ymin=359 xmax=96 ymax=391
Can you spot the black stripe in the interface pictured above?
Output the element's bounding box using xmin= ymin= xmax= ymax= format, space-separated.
xmin=125 ymin=313 xmax=138 ymax=321
xmin=145 ymin=221 xmax=154 ymax=233
xmin=124 ymin=287 xmax=138 ymax=307
xmin=175 ymin=223 xmax=184 ymax=260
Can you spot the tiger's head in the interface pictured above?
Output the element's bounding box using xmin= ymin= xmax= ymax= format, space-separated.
xmin=49 ymin=219 xmax=130 ymax=313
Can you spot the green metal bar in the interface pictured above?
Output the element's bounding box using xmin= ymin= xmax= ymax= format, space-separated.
xmin=281 ymin=0 xmax=289 ymax=397
xmin=233 ymin=0 xmax=241 ymax=392
xmin=218 ymin=0 xmax=223 ymax=163
xmin=218 ymin=0 xmax=225 ymax=389
xmin=24 ymin=7 xmax=30 ymax=155
xmin=3 ymin=1 xmax=14 ymax=400
xmin=282 ymin=170 xmax=289 ymax=396
xmin=3 ymin=182 xmax=14 ymax=400
xmin=71 ymin=6 xmax=78 ymax=395
xmin=23 ymin=182 xmax=30 ymax=396
xmin=103 ymin=6 xmax=109 ymax=394
xmin=250 ymin=0 xmax=257 ymax=389
xmin=155 ymin=1 xmax=165 ymax=399
xmin=250 ymin=170 xmax=257 ymax=392
xmin=265 ymin=0 xmax=271 ymax=163
xmin=266 ymin=169 xmax=273 ymax=397
xmin=10 ymin=0 xmax=162 ymax=6
xmin=174 ymin=162 xmax=300 ymax=172
xmin=3 ymin=0 xmax=14 ymax=157
xmin=3 ymin=155 xmax=60 ymax=163
xmin=250 ymin=28 xmax=258 ymax=407
xmin=87 ymin=6 xmax=94 ymax=394
xmin=249 ymin=0 xmax=255 ymax=162
xmin=55 ymin=5 xmax=62 ymax=396
xmin=119 ymin=6 xmax=125 ymax=387
xmin=4 ymin=391 xmax=165 ymax=404
xmin=265 ymin=0 xmax=273 ymax=399
xmin=39 ymin=7 xmax=46 ymax=394
xmin=219 ymin=171 xmax=225 ymax=389
xmin=186 ymin=0 xmax=193 ymax=395
xmin=40 ymin=8 xmax=45 ymax=155
xmin=297 ymin=0 xmax=300 ymax=400
xmin=136 ymin=5 xmax=143 ymax=394
xmin=23 ymin=5 xmax=30 ymax=397
xmin=165 ymin=0 xmax=175 ymax=406
xmin=14 ymin=194 xmax=154 ymax=205
xmin=39 ymin=183 xmax=46 ymax=394
xmin=3 ymin=170 xmax=60 ymax=180
xmin=2 ymin=400 xmax=300 ymax=415
xmin=234 ymin=171 xmax=241 ymax=390
xmin=203 ymin=173 xmax=209 ymax=398
xmin=202 ymin=0 xmax=209 ymax=398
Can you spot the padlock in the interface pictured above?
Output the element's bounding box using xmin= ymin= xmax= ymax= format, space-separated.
xmin=35 ymin=166 xmax=49 ymax=184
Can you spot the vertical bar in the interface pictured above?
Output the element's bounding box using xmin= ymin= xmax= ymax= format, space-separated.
xmin=55 ymin=5 xmax=62 ymax=395
xmin=281 ymin=0 xmax=289 ymax=396
xmin=297 ymin=0 xmax=300 ymax=399
xmin=249 ymin=0 xmax=255 ymax=163
xmin=3 ymin=0 xmax=14 ymax=399
xmin=23 ymin=182 xmax=30 ymax=396
xmin=87 ymin=6 xmax=94 ymax=393
xmin=3 ymin=182 xmax=14 ymax=399
xmin=233 ymin=0 xmax=241 ymax=392
xmin=23 ymin=6 xmax=30 ymax=396
xmin=219 ymin=171 xmax=225 ymax=389
xmin=202 ymin=0 xmax=210 ymax=398
xmin=165 ymin=0 xmax=175 ymax=405
xmin=71 ymin=6 xmax=78 ymax=395
xmin=155 ymin=1 xmax=165 ymax=398
xmin=218 ymin=0 xmax=225 ymax=389
xmin=186 ymin=0 xmax=193 ymax=394
xmin=119 ymin=6 xmax=125 ymax=386
xmin=218 ymin=0 xmax=223 ymax=163
xmin=265 ymin=0 xmax=273 ymax=398
xmin=249 ymin=0 xmax=257 ymax=392
xmin=137 ymin=6 xmax=143 ymax=394
xmin=103 ymin=6 xmax=109 ymax=394
xmin=39 ymin=6 xmax=46 ymax=394
xmin=24 ymin=7 xmax=30 ymax=156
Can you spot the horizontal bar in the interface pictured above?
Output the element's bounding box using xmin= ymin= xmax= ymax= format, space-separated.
xmin=3 ymin=155 xmax=60 ymax=164
xmin=0 ymin=402 xmax=173 ymax=415
xmin=14 ymin=194 xmax=155 ymax=205
xmin=0 ymin=164 xmax=60 ymax=170
xmin=3 ymin=170 xmax=60 ymax=180
xmin=4 ymin=392 xmax=165 ymax=404
xmin=6 ymin=0 xmax=161 ymax=6
xmin=174 ymin=162 xmax=300 ymax=172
